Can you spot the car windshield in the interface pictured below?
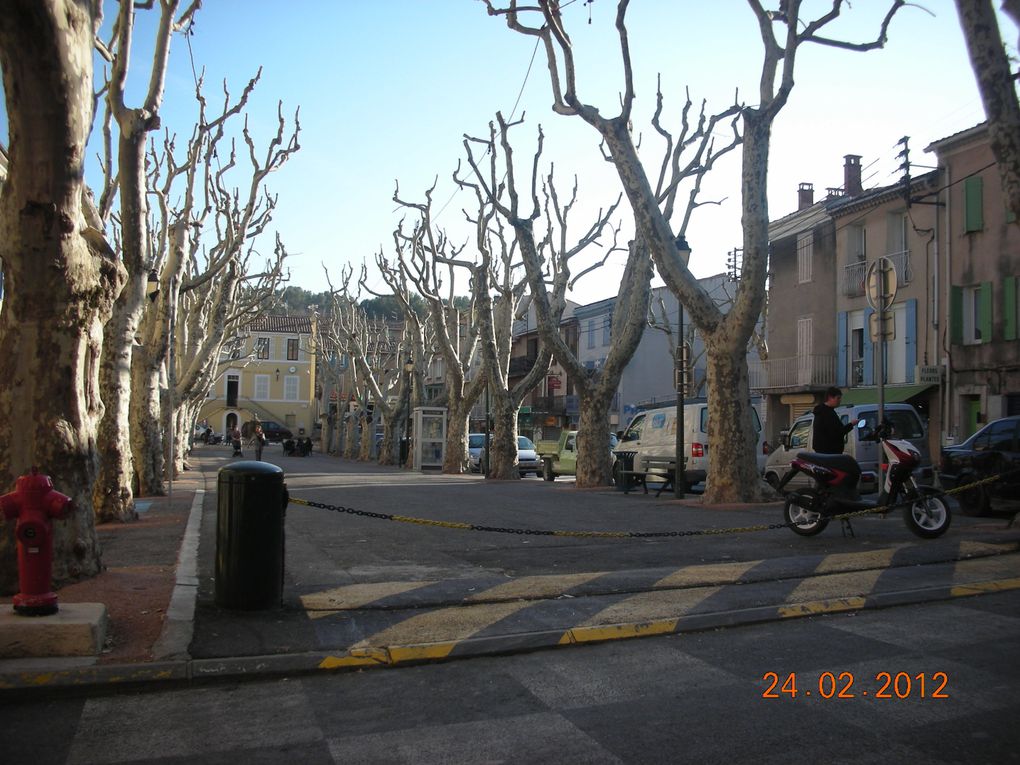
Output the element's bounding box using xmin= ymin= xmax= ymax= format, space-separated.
xmin=518 ymin=436 xmax=536 ymax=450
xmin=468 ymin=435 xmax=485 ymax=448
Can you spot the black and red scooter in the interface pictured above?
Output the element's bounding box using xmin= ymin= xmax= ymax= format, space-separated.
xmin=777 ymin=420 xmax=951 ymax=539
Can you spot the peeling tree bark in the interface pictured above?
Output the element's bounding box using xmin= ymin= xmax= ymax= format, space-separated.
xmin=0 ymin=1 xmax=127 ymax=591
xmin=955 ymin=0 xmax=1020 ymax=220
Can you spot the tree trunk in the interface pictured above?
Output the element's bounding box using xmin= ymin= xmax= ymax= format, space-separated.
xmin=0 ymin=1 xmax=127 ymax=590
xmin=955 ymin=0 xmax=1020 ymax=220
xmin=443 ymin=398 xmax=472 ymax=473
xmin=488 ymin=392 xmax=520 ymax=480
xmin=130 ymin=354 xmax=165 ymax=495
xmin=93 ymin=282 xmax=141 ymax=522
xmin=576 ymin=392 xmax=612 ymax=486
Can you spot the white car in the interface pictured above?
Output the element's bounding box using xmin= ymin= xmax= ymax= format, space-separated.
xmin=469 ymin=434 xmax=542 ymax=476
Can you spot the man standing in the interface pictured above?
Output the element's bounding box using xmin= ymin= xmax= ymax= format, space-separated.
xmin=812 ymin=387 xmax=858 ymax=454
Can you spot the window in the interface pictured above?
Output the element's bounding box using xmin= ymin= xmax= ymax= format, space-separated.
xmin=254 ymin=375 xmax=269 ymax=400
xmin=797 ymin=317 xmax=812 ymax=385
xmin=963 ymin=285 xmax=988 ymax=344
xmin=587 ymin=319 xmax=595 ymax=349
xmin=849 ymin=225 xmax=866 ymax=261
xmin=964 ymin=176 xmax=984 ymax=233
xmin=789 ymin=418 xmax=811 ymax=449
xmin=952 ymin=284 xmax=992 ymax=346
xmin=851 ymin=327 xmax=865 ymax=385
xmin=603 ymin=316 xmax=611 ymax=346
xmin=284 ymin=375 xmax=299 ymax=401
xmin=255 ymin=337 xmax=270 ymax=359
xmin=973 ymin=419 xmax=1018 ymax=452
xmin=797 ymin=232 xmax=813 ymax=283
xmin=621 ymin=414 xmax=645 ymax=442
xmin=226 ymin=374 xmax=239 ymax=408
xmin=287 ymin=338 xmax=299 ymax=361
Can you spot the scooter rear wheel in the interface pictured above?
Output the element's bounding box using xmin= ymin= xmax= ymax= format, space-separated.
xmin=784 ymin=489 xmax=830 ymax=536
xmin=903 ymin=492 xmax=951 ymax=539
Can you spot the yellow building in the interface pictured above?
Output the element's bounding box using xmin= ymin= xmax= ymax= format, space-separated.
xmin=198 ymin=315 xmax=318 ymax=439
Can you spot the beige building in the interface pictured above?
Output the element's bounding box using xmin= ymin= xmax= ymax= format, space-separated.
xmin=197 ymin=315 xmax=318 ymax=438
xmin=927 ymin=124 xmax=1020 ymax=438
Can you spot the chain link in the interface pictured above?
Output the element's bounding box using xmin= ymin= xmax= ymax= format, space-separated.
xmin=289 ymin=468 xmax=1017 ymax=539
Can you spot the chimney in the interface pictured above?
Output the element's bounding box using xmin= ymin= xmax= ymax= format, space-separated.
xmin=798 ymin=183 xmax=814 ymax=210
xmin=844 ymin=154 xmax=863 ymax=196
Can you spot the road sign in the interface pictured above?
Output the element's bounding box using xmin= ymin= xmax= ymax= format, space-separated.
xmin=869 ymin=311 xmax=895 ymax=342
xmin=866 ymin=257 xmax=897 ymax=311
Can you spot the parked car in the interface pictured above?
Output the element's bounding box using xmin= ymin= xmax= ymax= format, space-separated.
xmin=764 ymin=403 xmax=932 ymax=495
xmin=471 ymin=434 xmax=541 ymax=476
xmin=241 ymin=420 xmax=292 ymax=443
xmin=614 ymin=399 xmax=767 ymax=488
xmin=939 ymin=415 xmax=1020 ymax=516
xmin=536 ymin=431 xmax=620 ymax=481
xmin=468 ymin=433 xmax=488 ymax=472
xmin=516 ymin=436 xmax=541 ymax=476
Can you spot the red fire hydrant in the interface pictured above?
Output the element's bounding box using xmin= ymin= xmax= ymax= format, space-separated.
xmin=0 ymin=468 xmax=74 ymax=616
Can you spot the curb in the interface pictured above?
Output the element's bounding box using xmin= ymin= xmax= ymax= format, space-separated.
xmin=3 ymin=573 xmax=1018 ymax=695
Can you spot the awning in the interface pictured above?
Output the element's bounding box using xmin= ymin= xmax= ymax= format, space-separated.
xmin=838 ymin=384 xmax=936 ymax=406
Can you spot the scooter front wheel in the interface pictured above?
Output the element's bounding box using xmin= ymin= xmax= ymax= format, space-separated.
xmin=903 ymin=491 xmax=952 ymax=539
xmin=784 ymin=489 xmax=830 ymax=536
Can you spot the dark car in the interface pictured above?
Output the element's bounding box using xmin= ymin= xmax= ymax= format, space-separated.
xmin=241 ymin=420 xmax=292 ymax=443
xmin=939 ymin=415 xmax=1020 ymax=515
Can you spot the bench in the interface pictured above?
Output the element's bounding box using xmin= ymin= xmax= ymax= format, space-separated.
xmin=621 ymin=457 xmax=678 ymax=497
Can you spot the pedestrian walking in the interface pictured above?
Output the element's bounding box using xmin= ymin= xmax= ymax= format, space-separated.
xmin=231 ymin=426 xmax=243 ymax=457
xmin=253 ymin=424 xmax=266 ymax=461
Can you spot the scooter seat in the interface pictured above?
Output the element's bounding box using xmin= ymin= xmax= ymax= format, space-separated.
xmin=795 ymin=451 xmax=861 ymax=481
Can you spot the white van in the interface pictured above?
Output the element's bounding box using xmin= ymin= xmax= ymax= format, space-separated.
xmin=613 ymin=400 xmax=767 ymax=486
xmin=763 ymin=402 xmax=932 ymax=495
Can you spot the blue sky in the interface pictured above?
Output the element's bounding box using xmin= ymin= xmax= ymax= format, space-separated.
xmin=1 ymin=2 xmax=1008 ymax=305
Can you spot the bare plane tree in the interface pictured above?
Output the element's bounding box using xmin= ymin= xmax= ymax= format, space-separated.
xmin=0 ymin=2 xmax=126 ymax=590
xmin=92 ymin=0 xmax=199 ymax=522
xmin=131 ymin=72 xmax=299 ymax=494
xmin=462 ymin=114 xmax=656 ymax=487
xmin=483 ymin=0 xmax=909 ymax=502
xmin=392 ymin=182 xmax=487 ymax=473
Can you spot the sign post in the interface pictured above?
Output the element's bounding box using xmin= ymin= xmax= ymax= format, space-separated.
xmin=865 ymin=256 xmax=897 ymax=488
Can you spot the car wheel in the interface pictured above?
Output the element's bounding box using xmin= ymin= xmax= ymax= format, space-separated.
xmin=765 ymin=472 xmax=781 ymax=491
xmin=957 ymin=477 xmax=989 ymax=517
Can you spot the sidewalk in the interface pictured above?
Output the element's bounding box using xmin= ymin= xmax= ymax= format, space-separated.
xmin=2 ymin=446 xmax=1019 ymax=693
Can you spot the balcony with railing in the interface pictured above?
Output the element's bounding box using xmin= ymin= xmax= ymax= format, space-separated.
xmin=841 ymin=260 xmax=867 ymax=298
xmin=748 ymin=354 xmax=836 ymax=391
xmin=841 ymin=251 xmax=911 ymax=298
xmin=509 ymin=355 xmax=538 ymax=377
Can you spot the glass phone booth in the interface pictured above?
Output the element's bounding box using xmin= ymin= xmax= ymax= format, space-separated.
xmin=412 ymin=406 xmax=447 ymax=471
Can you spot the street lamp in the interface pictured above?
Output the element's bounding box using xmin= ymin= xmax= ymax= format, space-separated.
xmin=403 ymin=356 xmax=414 ymax=466
xmin=674 ymin=234 xmax=690 ymax=500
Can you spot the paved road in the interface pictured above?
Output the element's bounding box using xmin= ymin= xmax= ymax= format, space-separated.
xmin=4 ymin=588 xmax=1017 ymax=764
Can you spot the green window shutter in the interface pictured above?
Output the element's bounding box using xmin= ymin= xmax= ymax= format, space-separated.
xmin=950 ymin=285 xmax=963 ymax=345
xmin=964 ymin=176 xmax=984 ymax=232
xmin=1006 ymin=276 xmax=1018 ymax=341
xmin=979 ymin=281 xmax=993 ymax=343
xmin=1007 ymin=204 xmax=1017 ymax=224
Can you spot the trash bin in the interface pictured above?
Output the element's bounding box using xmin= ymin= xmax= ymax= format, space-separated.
xmin=614 ymin=450 xmax=637 ymax=492
xmin=215 ymin=461 xmax=288 ymax=610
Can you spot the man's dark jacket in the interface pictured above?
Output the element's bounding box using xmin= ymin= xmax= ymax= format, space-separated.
xmin=812 ymin=403 xmax=853 ymax=454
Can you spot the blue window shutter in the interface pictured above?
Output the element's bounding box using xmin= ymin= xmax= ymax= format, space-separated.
xmin=837 ymin=312 xmax=848 ymax=386
xmin=863 ymin=308 xmax=874 ymax=385
xmin=905 ymin=299 xmax=917 ymax=383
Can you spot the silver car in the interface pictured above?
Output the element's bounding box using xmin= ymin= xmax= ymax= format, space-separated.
xmin=470 ymin=434 xmax=542 ymax=476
